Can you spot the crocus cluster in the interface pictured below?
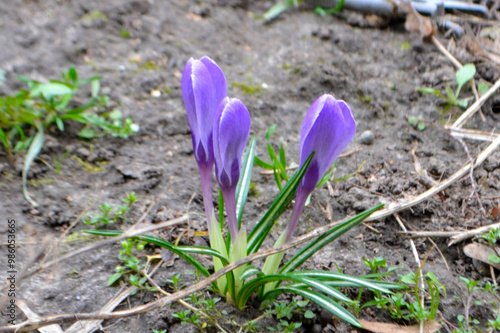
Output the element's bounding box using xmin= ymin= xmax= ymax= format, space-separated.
xmin=182 ymin=56 xmax=355 ymax=249
xmin=182 ymin=56 xmax=250 ymax=243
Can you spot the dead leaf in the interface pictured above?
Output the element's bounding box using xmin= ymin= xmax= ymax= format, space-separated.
xmin=358 ymin=319 xmax=441 ymax=333
xmin=492 ymin=205 xmax=499 ymax=220
xmin=401 ymin=2 xmax=436 ymax=39
xmin=463 ymin=242 xmax=500 ymax=270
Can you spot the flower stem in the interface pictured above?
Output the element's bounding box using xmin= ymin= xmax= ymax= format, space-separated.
xmin=285 ymin=189 xmax=309 ymax=243
xmin=198 ymin=163 xmax=215 ymax=234
xmin=222 ymin=186 xmax=238 ymax=243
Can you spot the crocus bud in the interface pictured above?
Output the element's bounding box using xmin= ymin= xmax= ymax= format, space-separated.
xmin=182 ymin=56 xmax=227 ymax=167
xmin=213 ymin=97 xmax=251 ymax=241
xmin=285 ymin=94 xmax=356 ymax=242
xmin=182 ymin=56 xmax=227 ymax=232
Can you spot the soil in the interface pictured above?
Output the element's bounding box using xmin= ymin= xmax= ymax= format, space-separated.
xmin=1 ymin=0 xmax=500 ymax=332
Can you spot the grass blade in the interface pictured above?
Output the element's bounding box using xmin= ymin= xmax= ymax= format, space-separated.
xmin=280 ymin=204 xmax=384 ymax=274
xmin=22 ymin=127 xmax=44 ymax=207
xmin=247 ymin=153 xmax=313 ymax=255
xmin=262 ymin=0 xmax=303 ymax=21
xmin=236 ymin=135 xmax=256 ymax=227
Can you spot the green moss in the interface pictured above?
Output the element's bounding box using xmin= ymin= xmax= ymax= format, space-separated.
xmin=120 ymin=29 xmax=131 ymax=38
xmin=30 ymin=177 xmax=54 ymax=188
xmin=231 ymin=82 xmax=261 ymax=95
xmin=140 ymin=60 xmax=160 ymax=71
xmin=71 ymin=156 xmax=106 ymax=173
xmin=81 ymin=10 xmax=108 ymax=24
xmin=248 ymin=182 xmax=259 ymax=197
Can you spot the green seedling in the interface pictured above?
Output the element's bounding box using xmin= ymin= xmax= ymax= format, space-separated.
xmin=0 ymin=66 xmax=139 ymax=206
xmin=408 ymin=115 xmax=426 ymax=131
xmin=418 ymin=63 xmax=476 ymax=109
xmin=261 ymin=0 xmax=344 ymax=21
xmin=83 ymin=192 xmax=137 ymax=226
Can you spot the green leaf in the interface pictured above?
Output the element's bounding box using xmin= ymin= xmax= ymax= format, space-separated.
xmin=22 ymin=127 xmax=44 ymax=206
xmin=55 ymin=117 xmax=64 ymax=131
xmin=91 ymin=79 xmax=100 ymax=98
xmin=280 ymin=204 xmax=384 ymax=274
xmin=78 ymin=128 xmax=97 ymax=139
xmin=238 ymin=273 xmax=351 ymax=308
xmin=279 ymin=144 xmax=286 ymax=170
xmin=266 ymin=124 xmax=277 ymax=141
xmin=236 ymin=135 xmax=256 ymax=226
xmin=68 ymin=66 xmax=78 ymax=83
xmin=254 ymin=156 xmax=274 ymax=170
xmin=456 ymin=63 xmax=476 ymax=88
xmin=82 ymin=229 xmax=211 ymax=278
xmin=107 ymin=272 xmax=123 ymax=286
xmin=29 ymin=82 xmax=73 ymax=99
xmin=240 ymin=266 xmax=264 ymax=282
xmin=265 ymin=287 xmax=362 ymax=328
xmin=478 ymin=81 xmax=490 ymax=96
xmin=262 ymin=0 xmax=301 ymax=21
xmin=408 ymin=116 xmax=418 ymax=125
xmin=304 ymin=310 xmax=316 ymax=319
xmin=247 ymin=153 xmax=313 ymax=255
xmin=488 ymin=252 xmax=500 ymax=263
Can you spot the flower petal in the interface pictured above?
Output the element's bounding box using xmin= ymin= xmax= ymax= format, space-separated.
xmin=200 ymin=56 xmax=227 ymax=106
xmin=214 ymin=97 xmax=251 ymax=189
xmin=299 ymin=94 xmax=356 ymax=191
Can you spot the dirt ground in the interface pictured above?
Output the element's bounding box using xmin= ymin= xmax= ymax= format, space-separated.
xmin=1 ymin=0 xmax=500 ymax=332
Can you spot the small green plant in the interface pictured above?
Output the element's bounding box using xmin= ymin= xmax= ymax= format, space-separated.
xmin=267 ymin=320 xmax=302 ymax=333
xmin=455 ymin=277 xmax=483 ymax=332
xmin=354 ymin=258 xmax=444 ymax=324
xmin=0 ymin=66 xmax=139 ymax=205
xmin=152 ymin=330 xmax=166 ymax=333
xmin=418 ymin=63 xmax=476 ymax=109
xmin=83 ymin=192 xmax=137 ymax=226
xmin=408 ymin=115 xmax=426 ymax=131
xmin=173 ymin=292 xmax=228 ymax=332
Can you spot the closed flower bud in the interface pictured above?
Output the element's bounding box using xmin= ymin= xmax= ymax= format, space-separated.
xmin=213 ymin=97 xmax=251 ymax=241
xmin=182 ymin=56 xmax=227 ymax=232
xmin=182 ymin=56 xmax=227 ymax=167
xmin=286 ymin=94 xmax=356 ymax=242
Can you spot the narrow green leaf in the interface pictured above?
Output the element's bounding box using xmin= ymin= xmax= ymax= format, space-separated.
xmin=288 ymin=270 xmax=393 ymax=294
xmin=240 ymin=266 xmax=264 ymax=282
xmin=238 ymin=273 xmax=350 ymax=309
xmin=219 ymin=189 xmax=225 ymax=231
xmin=107 ymin=272 xmax=123 ymax=286
xmin=262 ymin=0 xmax=301 ymax=21
xmin=254 ymin=156 xmax=274 ymax=170
xmin=265 ymin=287 xmax=362 ymax=328
xmin=210 ymin=219 xmax=229 ymax=292
xmin=280 ymin=204 xmax=384 ymax=274
xmin=246 ymin=153 xmax=313 ymax=255
xmin=83 ymin=229 xmax=211 ymax=277
xmin=279 ymin=144 xmax=286 ymax=170
xmin=22 ymin=127 xmax=44 ymax=206
xmin=68 ymin=66 xmax=78 ymax=83
xmin=91 ymin=79 xmax=100 ymax=98
xmin=55 ymin=117 xmax=64 ymax=131
xmin=29 ymin=83 xmax=72 ymax=99
xmin=266 ymin=124 xmax=277 ymax=141
xmin=236 ymin=135 xmax=256 ymax=226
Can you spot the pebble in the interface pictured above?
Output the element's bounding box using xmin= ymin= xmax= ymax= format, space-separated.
xmin=360 ymin=130 xmax=374 ymax=145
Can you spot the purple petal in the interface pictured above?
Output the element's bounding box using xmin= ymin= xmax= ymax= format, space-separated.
xmin=299 ymin=94 xmax=356 ymax=191
xmin=213 ymin=97 xmax=251 ymax=189
xmin=200 ymin=56 xmax=227 ymax=106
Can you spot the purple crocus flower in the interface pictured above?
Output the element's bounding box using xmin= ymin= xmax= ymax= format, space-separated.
xmin=213 ymin=97 xmax=251 ymax=241
xmin=285 ymin=94 xmax=356 ymax=242
xmin=182 ymin=56 xmax=227 ymax=231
